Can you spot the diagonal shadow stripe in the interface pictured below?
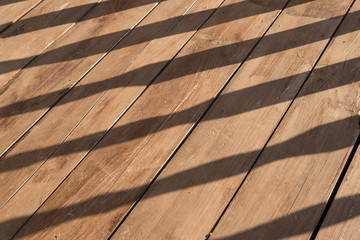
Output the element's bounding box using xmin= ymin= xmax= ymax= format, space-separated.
xmin=0 ymin=0 xmax=27 ymax=7
xmin=1 ymin=11 xmax=358 ymax=119
xmin=1 ymin=118 xmax=358 ymax=237
xmin=0 ymin=0 xmax=163 ymax=38
xmin=1 ymin=56 xmax=359 ymax=173
xmin=0 ymin=0 xmax=320 ymax=75
xmin=211 ymin=194 xmax=360 ymax=240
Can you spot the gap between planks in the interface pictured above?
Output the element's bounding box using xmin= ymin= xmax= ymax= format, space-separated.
xmin=208 ymin=1 xmax=360 ymax=239
xmin=0 ymin=0 xmax=228 ymax=238
xmin=110 ymin=0 xmax=357 ymax=239
xmin=0 ymin=0 xmax=160 ymax=158
xmin=311 ymin=134 xmax=360 ymax=239
xmin=207 ymin=0 xmax=358 ymax=238
xmin=0 ymin=0 xmax=45 ymax=34
xmin=7 ymin=0 xmax=296 ymax=237
xmin=108 ymin=0 xmax=290 ymax=237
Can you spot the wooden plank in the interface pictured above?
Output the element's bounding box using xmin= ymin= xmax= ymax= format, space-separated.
xmin=0 ymin=0 xmax=42 ymax=33
xmin=208 ymin=1 xmax=360 ymax=239
xmin=316 ymin=145 xmax=360 ymax=240
xmin=0 ymin=0 xmax=309 ymax=208
xmin=0 ymin=0 xmax=158 ymax=155
xmin=0 ymin=0 xmax=221 ymax=237
xmin=109 ymin=0 xmax=356 ymax=239
xmin=0 ymin=0 xmax=100 ymax=86
xmin=8 ymin=0 xmax=291 ymax=238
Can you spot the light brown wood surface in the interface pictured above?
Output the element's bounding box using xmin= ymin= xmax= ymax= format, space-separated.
xmin=0 ymin=0 xmax=359 ymax=239
xmin=110 ymin=0 xmax=355 ymax=239
xmin=0 ymin=0 xmax=197 ymax=205
xmin=0 ymin=0 xmax=99 ymax=86
xmin=209 ymin=1 xmax=360 ymax=239
xmin=0 ymin=0 xmax=158 ymax=155
xmin=316 ymin=145 xmax=360 ymax=240
xmin=0 ymin=0 xmax=42 ymax=33
xmin=10 ymin=0 xmax=293 ymax=238
xmin=0 ymin=0 xmax=223 ymax=238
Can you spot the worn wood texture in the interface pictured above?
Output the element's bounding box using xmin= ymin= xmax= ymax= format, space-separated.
xmin=209 ymin=1 xmax=360 ymax=239
xmin=0 ymin=0 xmax=99 ymax=86
xmin=0 ymin=0 xmax=197 ymax=206
xmin=316 ymin=145 xmax=360 ymax=240
xmin=0 ymin=0 xmax=158 ymax=155
xmin=0 ymin=0 xmax=223 ymax=238
xmin=110 ymin=0 xmax=355 ymax=239
xmin=0 ymin=0 xmax=42 ymax=33
xmin=10 ymin=0 xmax=291 ymax=238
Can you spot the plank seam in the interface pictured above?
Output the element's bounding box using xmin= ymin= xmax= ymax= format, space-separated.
xmin=7 ymin=2 xmax=167 ymax=238
xmin=7 ymin=0 xmax=214 ymax=238
xmin=0 ymin=0 xmax=104 ymax=158
xmin=3 ymin=0 xmax=162 ymax=208
xmin=100 ymin=0 xmax=203 ymax=197
xmin=0 ymin=2 xmax=160 ymax=208
xmin=0 ymin=0 xmax=163 ymax=160
xmin=0 ymin=0 xmax=46 ymax=35
xmin=2 ymin=0 xmax=201 ymax=209
xmin=310 ymin=134 xmax=360 ymax=239
xmin=100 ymin=0 xmax=201 ymax=192
xmin=105 ymin=0 xmax=295 ymax=239
xmin=205 ymin=0 xmax=357 ymax=238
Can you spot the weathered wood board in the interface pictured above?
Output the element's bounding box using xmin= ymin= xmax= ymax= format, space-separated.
xmin=0 ymin=0 xmax=100 ymax=86
xmin=111 ymin=0 xmax=356 ymax=239
xmin=9 ymin=0 xmax=292 ymax=238
xmin=316 ymin=144 xmax=360 ymax=240
xmin=0 ymin=0 xmax=226 ymax=238
xmin=0 ymin=0 xmax=158 ymax=155
xmin=209 ymin=1 xmax=360 ymax=239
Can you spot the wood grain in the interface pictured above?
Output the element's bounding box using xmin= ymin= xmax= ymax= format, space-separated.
xmin=110 ymin=0 xmax=355 ymax=239
xmin=0 ymin=0 xmax=99 ymax=86
xmin=316 ymin=145 xmax=360 ymax=240
xmin=209 ymin=1 xmax=360 ymax=239
xmin=10 ymin=0 xmax=290 ymax=238
xmin=0 ymin=0 xmax=224 ymax=238
xmin=0 ymin=0 xmax=42 ymax=33
xmin=0 ymin=0 xmax=158 ymax=155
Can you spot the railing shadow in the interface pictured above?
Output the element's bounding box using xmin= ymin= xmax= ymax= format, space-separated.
xmin=1 ymin=56 xmax=359 ymax=173
xmin=1 ymin=10 xmax=359 ymax=120
xmin=0 ymin=0 xmax=319 ymax=75
xmin=0 ymin=0 xmax=358 ymax=238
xmin=211 ymin=194 xmax=360 ymax=240
xmin=2 ymin=118 xmax=358 ymax=237
xmin=0 ymin=0 xmax=162 ymax=38
xmin=0 ymin=0 xmax=27 ymax=7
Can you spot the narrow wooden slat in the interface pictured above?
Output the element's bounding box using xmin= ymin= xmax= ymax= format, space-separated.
xmin=315 ymin=144 xmax=360 ymax=240
xmin=0 ymin=0 xmax=42 ymax=33
xmin=9 ymin=0 xmax=291 ymax=238
xmin=0 ymin=0 xmax=100 ymax=86
xmin=208 ymin=1 xmax=360 ymax=239
xmin=0 ymin=0 xmax=158 ymax=155
xmin=109 ymin=0 xmax=355 ymax=239
xmin=0 ymin=0 xmax=200 ymax=203
xmin=0 ymin=0 xmax=221 ymax=238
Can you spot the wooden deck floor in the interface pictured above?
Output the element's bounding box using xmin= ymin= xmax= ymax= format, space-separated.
xmin=0 ymin=0 xmax=359 ymax=239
